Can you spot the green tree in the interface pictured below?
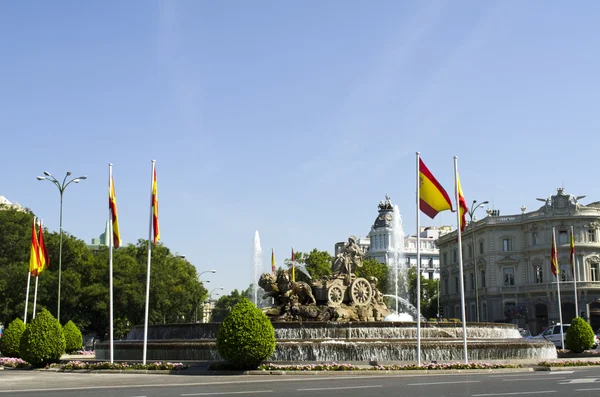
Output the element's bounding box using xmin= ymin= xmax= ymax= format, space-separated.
xmin=285 ymin=249 xmax=332 ymax=282
xmin=0 ymin=318 xmax=26 ymax=357
xmin=211 ymin=288 xmax=252 ymax=322
xmin=20 ymin=308 xmax=66 ymax=367
xmin=566 ymin=317 xmax=595 ymax=353
xmin=355 ymin=258 xmax=390 ymax=294
xmin=62 ymin=320 xmax=83 ymax=353
xmin=216 ymin=297 xmax=275 ymax=369
xmin=408 ymin=267 xmax=440 ymax=319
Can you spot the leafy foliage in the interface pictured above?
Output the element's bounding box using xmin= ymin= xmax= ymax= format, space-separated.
xmin=566 ymin=317 xmax=595 ymax=353
xmin=408 ymin=267 xmax=440 ymax=319
xmin=290 ymin=249 xmax=332 ymax=282
xmin=62 ymin=320 xmax=83 ymax=353
xmin=19 ymin=309 xmax=66 ymax=367
xmin=356 ymin=258 xmax=390 ymax=294
xmin=211 ymin=288 xmax=252 ymax=322
xmin=216 ymin=298 xmax=275 ymax=369
xmin=0 ymin=318 xmax=26 ymax=358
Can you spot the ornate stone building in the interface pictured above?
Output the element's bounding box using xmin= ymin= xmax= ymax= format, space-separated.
xmin=437 ymin=188 xmax=600 ymax=334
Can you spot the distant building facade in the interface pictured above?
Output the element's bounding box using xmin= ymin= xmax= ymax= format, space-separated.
xmin=0 ymin=196 xmax=26 ymax=212
xmin=336 ymin=195 xmax=451 ymax=280
xmin=87 ymin=221 xmax=110 ymax=250
xmin=437 ymin=188 xmax=600 ymax=334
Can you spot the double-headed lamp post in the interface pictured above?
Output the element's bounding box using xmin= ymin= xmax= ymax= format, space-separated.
xmin=210 ymin=287 xmax=224 ymax=301
xmin=199 ymin=269 xmax=216 ymax=281
xmin=37 ymin=171 xmax=87 ymax=324
xmin=468 ymin=199 xmax=489 ymax=322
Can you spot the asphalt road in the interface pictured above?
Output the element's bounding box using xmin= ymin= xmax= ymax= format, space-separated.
xmin=2 ymin=367 xmax=600 ymax=397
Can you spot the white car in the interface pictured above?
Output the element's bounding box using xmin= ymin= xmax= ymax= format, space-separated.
xmin=532 ymin=324 xmax=570 ymax=348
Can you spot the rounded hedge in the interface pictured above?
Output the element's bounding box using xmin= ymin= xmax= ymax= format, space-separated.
xmin=0 ymin=318 xmax=26 ymax=358
xmin=566 ymin=317 xmax=595 ymax=353
xmin=216 ymin=297 xmax=276 ymax=369
xmin=19 ymin=309 xmax=66 ymax=367
xmin=63 ymin=320 xmax=83 ymax=353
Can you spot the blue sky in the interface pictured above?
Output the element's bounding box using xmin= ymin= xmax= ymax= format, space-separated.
xmin=2 ymin=1 xmax=600 ymax=296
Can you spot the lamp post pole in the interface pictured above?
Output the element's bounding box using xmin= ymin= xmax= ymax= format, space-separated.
xmin=37 ymin=171 xmax=87 ymax=323
xmin=199 ymin=270 xmax=217 ymax=281
xmin=469 ymin=199 xmax=488 ymax=323
xmin=205 ymin=287 xmax=224 ymax=323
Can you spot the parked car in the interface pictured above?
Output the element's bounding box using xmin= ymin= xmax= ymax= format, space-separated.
xmin=519 ymin=328 xmax=532 ymax=339
xmin=532 ymin=324 xmax=570 ymax=348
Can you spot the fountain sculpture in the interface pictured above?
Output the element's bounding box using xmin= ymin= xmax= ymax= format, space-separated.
xmin=96 ymin=233 xmax=557 ymax=363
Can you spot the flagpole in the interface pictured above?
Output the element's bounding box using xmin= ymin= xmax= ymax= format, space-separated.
xmin=571 ymin=226 xmax=578 ymax=317
xmin=553 ymin=227 xmax=565 ymax=350
xmin=32 ymin=275 xmax=39 ymax=319
xmin=453 ymin=156 xmax=468 ymax=364
xmin=143 ymin=160 xmax=156 ymax=365
xmin=415 ymin=152 xmax=422 ymax=366
xmin=24 ymin=272 xmax=31 ymax=325
xmin=24 ymin=216 xmax=36 ymax=325
xmin=108 ymin=164 xmax=115 ymax=363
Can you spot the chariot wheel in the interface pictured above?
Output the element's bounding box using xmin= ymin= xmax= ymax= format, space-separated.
xmin=350 ymin=278 xmax=372 ymax=306
xmin=327 ymin=285 xmax=344 ymax=307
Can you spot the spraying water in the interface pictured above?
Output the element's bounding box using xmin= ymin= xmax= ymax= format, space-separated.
xmin=389 ymin=205 xmax=406 ymax=314
xmin=253 ymin=231 xmax=263 ymax=306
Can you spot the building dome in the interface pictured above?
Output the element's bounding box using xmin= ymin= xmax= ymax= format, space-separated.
xmin=372 ymin=195 xmax=394 ymax=229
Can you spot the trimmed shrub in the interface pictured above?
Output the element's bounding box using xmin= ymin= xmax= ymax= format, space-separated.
xmin=0 ymin=318 xmax=26 ymax=358
xmin=566 ymin=317 xmax=595 ymax=353
xmin=216 ymin=297 xmax=275 ymax=369
xmin=19 ymin=309 xmax=66 ymax=367
xmin=62 ymin=320 xmax=83 ymax=353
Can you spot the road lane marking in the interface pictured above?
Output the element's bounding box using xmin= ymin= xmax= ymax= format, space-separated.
xmin=297 ymin=385 xmax=382 ymax=391
xmin=471 ymin=390 xmax=556 ymax=397
xmin=503 ymin=377 xmax=566 ymax=381
xmin=575 ymin=388 xmax=600 ymax=391
xmin=489 ymin=372 xmax=573 ymax=377
xmin=408 ymin=380 xmax=480 ymax=386
xmin=182 ymin=390 xmax=273 ymax=396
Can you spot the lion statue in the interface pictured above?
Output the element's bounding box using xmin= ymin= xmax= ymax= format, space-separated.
xmin=258 ymin=272 xmax=281 ymax=303
xmin=276 ymin=269 xmax=316 ymax=305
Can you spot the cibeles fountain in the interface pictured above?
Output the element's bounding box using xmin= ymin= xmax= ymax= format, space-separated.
xmin=96 ymin=199 xmax=557 ymax=363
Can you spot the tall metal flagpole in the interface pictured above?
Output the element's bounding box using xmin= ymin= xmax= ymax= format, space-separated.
xmin=108 ymin=164 xmax=115 ymax=363
xmin=571 ymin=226 xmax=578 ymax=317
xmin=453 ymin=157 xmax=468 ymax=364
xmin=415 ymin=152 xmax=422 ymax=366
xmin=143 ymin=160 xmax=156 ymax=365
xmin=553 ymin=227 xmax=565 ymax=350
xmin=33 ymin=275 xmax=39 ymax=319
xmin=24 ymin=216 xmax=35 ymax=325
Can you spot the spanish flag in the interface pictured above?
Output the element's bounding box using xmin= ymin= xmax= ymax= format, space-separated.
xmin=109 ymin=175 xmax=121 ymax=248
xmin=37 ymin=220 xmax=49 ymax=274
xmin=551 ymin=229 xmax=560 ymax=277
xmin=271 ymin=248 xmax=276 ymax=275
xmin=570 ymin=227 xmax=575 ymax=273
xmin=456 ymin=172 xmax=468 ymax=232
xmin=152 ymin=166 xmax=160 ymax=244
xmin=291 ymin=248 xmax=295 ymax=282
xmin=29 ymin=218 xmax=40 ymax=276
xmin=419 ymin=158 xmax=453 ymax=219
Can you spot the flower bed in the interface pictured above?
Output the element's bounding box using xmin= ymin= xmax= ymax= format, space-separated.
xmin=538 ymin=360 xmax=600 ymax=367
xmin=258 ymin=362 xmax=523 ymax=371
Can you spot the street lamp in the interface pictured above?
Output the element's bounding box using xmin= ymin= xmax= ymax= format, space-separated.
xmin=199 ymin=269 xmax=216 ymax=281
xmin=37 ymin=171 xmax=87 ymax=323
xmin=210 ymin=287 xmax=224 ymax=301
xmin=468 ymin=199 xmax=489 ymax=322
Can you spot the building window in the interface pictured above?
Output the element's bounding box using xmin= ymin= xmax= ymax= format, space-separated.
xmin=468 ymin=244 xmax=473 ymax=258
xmin=535 ymin=264 xmax=543 ymax=284
xmin=482 ymin=303 xmax=488 ymax=321
xmin=443 ymin=253 xmax=447 ymax=266
xmin=591 ymin=263 xmax=599 ymax=282
xmin=503 ymin=267 xmax=515 ymax=286
xmin=559 ymin=230 xmax=568 ymax=244
xmin=481 ymin=269 xmax=486 ymax=287
xmin=455 ymin=276 xmax=459 ymax=293
xmin=470 ymin=272 xmax=474 ymax=290
xmin=444 ymin=278 xmax=448 ymax=294
xmin=532 ymin=232 xmax=539 ymax=246
xmin=560 ymin=264 xmax=569 ymax=282
xmin=502 ymin=238 xmax=512 ymax=252
xmin=471 ymin=304 xmax=476 ymax=322
xmin=428 ymin=271 xmax=434 ymax=280
xmin=589 ymin=229 xmax=596 ymax=243
xmin=479 ymin=240 xmax=484 ymax=255
xmin=453 ymin=249 xmax=457 ymax=263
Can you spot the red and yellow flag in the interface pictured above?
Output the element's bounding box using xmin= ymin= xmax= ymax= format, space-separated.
xmin=291 ymin=248 xmax=295 ymax=282
xmin=37 ymin=220 xmax=49 ymax=274
xmin=570 ymin=227 xmax=575 ymax=273
xmin=551 ymin=229 xmax=560 ymax=277
xmin=152 ymin=167 xmax=160 ymax=244
xmin=271 ymin=248 xmax=276 ymax=275
xmin=109 ymin=176 xmax=121 ymax=248
xmin=29 ymin=218 xmax=40 ymax=276
xmin=419 ymin=158 xmax=453 ymax=219
xmin=456 ymin=172 xmax=468 ymax=232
